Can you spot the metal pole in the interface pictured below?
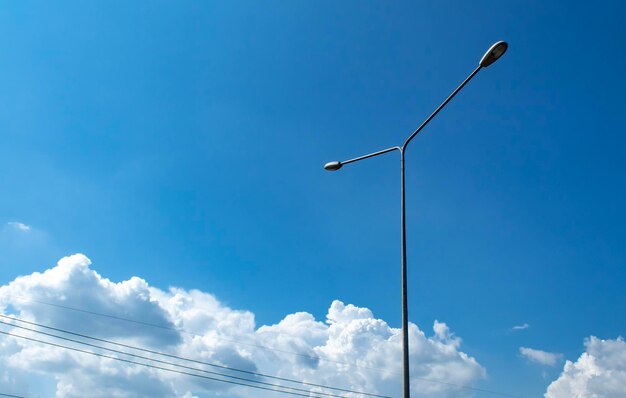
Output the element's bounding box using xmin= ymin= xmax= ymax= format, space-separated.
xmin=325 ymin=58 xmax=500 ymax=398
xmin=400 ymin=149 xmax=410 ymax=398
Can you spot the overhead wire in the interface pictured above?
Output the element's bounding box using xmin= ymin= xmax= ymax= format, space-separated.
xmin=5 ymin=295 xmax=396 ymax=374
xmin=0 ymin=393 xmax=27 ymax=398
xmin=0 ymin=320 xmax=349 ymax=398
xmin=1 ymin=296 xmax=525 ymax=398
xmin=7 ymin=296 xmax=354 ymax=365
xmin=0 ymin=314 xmax=385 ymax=398
xmin=0 ymin=329 xmax=350 ymax=398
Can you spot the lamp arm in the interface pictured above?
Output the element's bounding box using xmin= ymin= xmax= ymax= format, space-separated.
xmin=341 ymin=146 xmax=402 ymax=166
xmin=403 ymin=65 xmax=482 ymax=151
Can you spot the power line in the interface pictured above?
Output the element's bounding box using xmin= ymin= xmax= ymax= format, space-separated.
xmin=0 ymin=329 xmax=348 ymax=398
xmin=0 ymin=320 xmax=370 ymax=398
xmin=7 ymin=296 xmax=353 ymax=366
xmin=6 ymin=295 xmax=397 ymax=374
xmin=8 ymin=296 xmax=176 ymax=332
xmin=0 ymin=393 xmax=27 ymax=398
xmin=2 ymin=297 xmax=525 ymax=398
xmin=0 ymin=314 xmax=385 ymax=398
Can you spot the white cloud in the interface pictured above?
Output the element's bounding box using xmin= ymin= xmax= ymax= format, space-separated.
xmin=0 ymin=254 xmax=486 ymax=398
xmin=545 ymin=336 xmax=626 ymax=398
xmin=6 ymin=222 xmax=31 ymax=232
xmin=512 ymin=323 xmax=529 ymax=331
xmin=520 ymin=347 xmax=562 ymax=366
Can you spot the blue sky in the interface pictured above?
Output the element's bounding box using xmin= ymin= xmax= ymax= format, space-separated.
xmin=1 ymin=1 xmax=625 ymax=397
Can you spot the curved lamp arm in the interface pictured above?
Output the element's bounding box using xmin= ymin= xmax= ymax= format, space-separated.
xmin=402 ymin=65 xmax=481 ymax=151
xmin=324 ymin=146 xmax=401 ymax=171
xmin=325 ymin=41 xmax=508 ymax=168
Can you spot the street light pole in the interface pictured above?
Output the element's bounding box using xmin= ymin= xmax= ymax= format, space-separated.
xmin=324 ymin=41 xmax=508 ymax=398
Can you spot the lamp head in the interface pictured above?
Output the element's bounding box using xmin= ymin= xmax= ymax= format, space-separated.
xmin=324 ymin=161 xmax=343 ymax=171
xmin=479 ymin=41 xmax=508 ymax=67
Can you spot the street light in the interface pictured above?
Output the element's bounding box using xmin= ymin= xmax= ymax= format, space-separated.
xmin=323 ymin=41 xmax=507 ymax=398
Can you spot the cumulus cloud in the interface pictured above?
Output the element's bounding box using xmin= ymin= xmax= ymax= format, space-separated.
xmin=512 ymin=323 xmax=529 ymax=331
xmin=519 ymin=347 xmax=562 ymax=366
xmin=6 ymin=222 xmax=31 ymax=232
xmin=0 ymin=254 xmax=486 ymax=398
xmin=545 ymin=336 xmax=626 ymax=398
